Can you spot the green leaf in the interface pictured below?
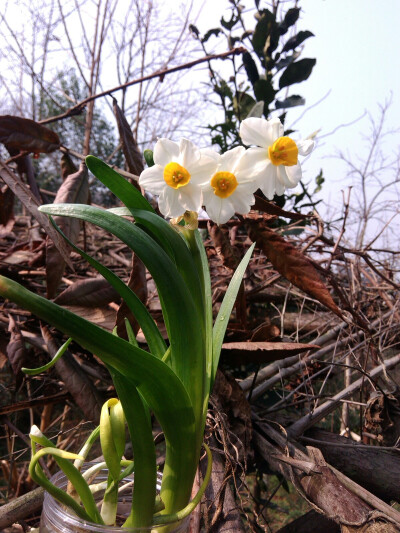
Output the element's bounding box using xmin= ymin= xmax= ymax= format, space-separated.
xmin=252 ymin=9 xmax=275 ymax=57
xmin=314 ymin=169 xmax=324 ymax=193
xmin=279 ymin=58 xmax=316 ymax=89
xmin=275 ymin=51 xmax=300 ymax=72
xmin=22 ymin=337 xmax=72 ymax=375
xmin=212 ymin=244 xmax=255 ymax=386
xmin=233 ymin=92 xmax=256 ymax=118
xmin=242 ymin=52 xmax=259 ymax=85
xmin=48 ymin=216 xmax=166 ymax=359
xmin=220 ymin=13 xmax=239 ymax=30
xmin=275 ymin=95 xmax=305 ymax=109
xmin=282 ymin=30 xmax=314 ymax=53
xmin=29 ymin=429 xmax=102 ymax=523
xmin=85 ymin=155 xmax=155 ymax=213
xmin=246 ymin=101 xmax=265 ymax=118
xmin=279 ymin=7 xmax=300 ymax=35
xmin=111 ymin=370 xmax=156 ymax=528
xmin=201 ymin=28 xmax=222 ymax=43
xmin=253 ymin=79 xmax=276 ymax=105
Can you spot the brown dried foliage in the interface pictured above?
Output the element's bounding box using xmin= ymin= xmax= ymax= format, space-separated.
xmin=0 ymin=115 xmax=60 ymax=154
xmin=248 ymin=221 xmax=343 ymax=317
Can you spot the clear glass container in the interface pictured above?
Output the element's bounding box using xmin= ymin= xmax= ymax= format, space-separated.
xmin=39 ymin=467 xmax=190 ymax=533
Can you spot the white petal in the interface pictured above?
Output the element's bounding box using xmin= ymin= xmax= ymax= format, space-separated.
xmin=178 ymin=183 xmax=202 ymax=212
xmin=269 ymin=117 xmax=284 ymax=140
xmin=285 ymin=163 xmax=302 ymax=187
xmin=191 ymin=152 xmax=219 ymax=186
xmin=240 ymin=117 xmax=283 ymax=148
xmin=179 ymin=138 xmax=200 ymax=170
xmin=200 ymin=148 xmax=220 ymax=162
xmin=158 ymin=187 xmax=184 ymax=218
xmin=219 ymin=146 xmax=245 ymax=173
xmin=275 ymin=166 xmax=287 ymax=196
xmin=257 ymin=163 xmax=278 ymax=200
xmin=297 ymin=139 xmax=315 ymax=156
xmin=203 ymin=191 xmax=234 ymax=225
xmin=153 ymin=138 xmax=180 ymax=167
xmin=238 ymin=147 xmax=269 ymax=180
xmin=230 ymin=187 xmax=255 ymax=214
xmin=138 ymin=165 xmax=165 ymax=194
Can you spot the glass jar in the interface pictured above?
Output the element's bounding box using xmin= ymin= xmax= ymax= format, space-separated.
xmin=39 ymin=467 xmax=190 ymax=533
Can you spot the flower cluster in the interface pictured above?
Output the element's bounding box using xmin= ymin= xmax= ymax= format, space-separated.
xmin=139 ymin=117 xmax=314 ymax=225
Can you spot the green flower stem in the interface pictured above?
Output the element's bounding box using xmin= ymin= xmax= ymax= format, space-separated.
xmin=152 ymin=442 xmax=212 ymax=525
xmin=29 ymin=446 xmax=103 ymax=524
xmin=74 ymin=426 xmax=100 ymax=470
xmin=22 ymin=338 xmax=72 ymax=375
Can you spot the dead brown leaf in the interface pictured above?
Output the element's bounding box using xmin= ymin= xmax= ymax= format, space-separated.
xmin=61 ymin=153 xmax=78 ymax=181
xmin=40 ymin=325 xmax=105 ymax=422
xmin=253 ymin=195 xmax=312 ymax=221
xmin=115 ymin=254 xmax=147 ymax=339
xmin=46 ymin=162 xmax=89 ymax=298
xmin=113 ymin=100 xmax=142 ymax=181
xmin=54 ymin=277 xmax=119 ymax=307
xmin=221 ymin=341 xmax=318 ymax=364
xmin=249 ymin=223 xmax=342 ymax=317
xmin=0 ymin=115 xmax=60 ymax=154
xmin=0 ymin=163 xmax=73 ymax=269
xmin=251 ymin=322 xmax=281 ymax=341
xmin=0 ymin=183 xmax=14 ymax=226
xmin=208 ymin=221 xmax=241 ymax=270
xmin=7 ymin=315 xmax=27 ymax=385
xmin=60 ymin=305 xmax=116 ymax=331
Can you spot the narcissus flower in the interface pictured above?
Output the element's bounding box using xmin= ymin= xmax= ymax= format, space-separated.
xmin=139 ymin=138 xmax=217 ymax=218
xmin=201 ymin=146 xmax=257 ymax=225
xmin=239 ymin=117 xmax=314 ymax=199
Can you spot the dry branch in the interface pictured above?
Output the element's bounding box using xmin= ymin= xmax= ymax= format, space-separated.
xmin=287 ymin=352 xmax=400 ymax=438
xmin=39 ymin=48 xmax=246 ymax=126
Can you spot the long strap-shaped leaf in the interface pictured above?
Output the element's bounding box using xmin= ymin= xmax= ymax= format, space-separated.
xmin=182 ymin=229 xmax=214 ymax=426
xmin=49 ymin=217 xmax=166 ymax=359
xmin=0 ymin=275 xmax=197 ymax=515
xmin=86 ymin=155 xmax=155 ymax=214
xmin=212 ymin=244 xmax=255 ymax=387
xmin=39 ymin=203 xmax=205 ymax=442
xmin=110 ymin=207 xmax=205 ymax=320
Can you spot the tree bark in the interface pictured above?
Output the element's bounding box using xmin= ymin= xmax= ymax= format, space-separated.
xmin=302 ymin=427 xmax=400 ymax=503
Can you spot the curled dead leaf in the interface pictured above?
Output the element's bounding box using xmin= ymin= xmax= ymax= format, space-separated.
xmin=7 ymin=314 xmax=28 ymax=385
xmin=0 ymin=115 xmax=60 ymax=154
xmin=208 ymin=221 xmax=241 ymax=270
xmin=54 ymin=277 xmax=119 ymax=307
xmin=253 ymin=195 xmax=312 ymax=221
xmin=248 ymin=223 xmax=342 ymax=317
xmin=113 ymin=100 xmax=142 ymax=182
xmin=221 ymin=341 xmax=318 ymax=365
xmin=46 ymin=162 xmax=89 ymax=298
